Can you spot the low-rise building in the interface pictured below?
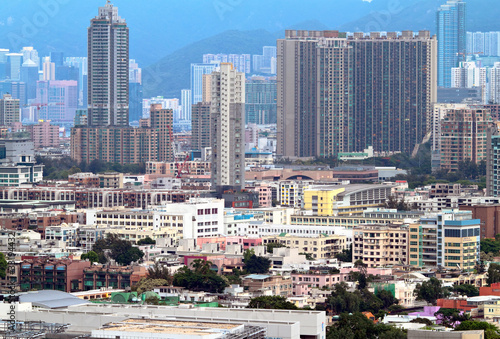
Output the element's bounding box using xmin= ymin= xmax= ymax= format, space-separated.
xmin=68 ymin=172 xmax=100 ymax=187
xmin=353 ymin=223 xmax=409 ymax=267
xmin=241 ymin=274 xmax=293 ymax=297
xmin=83 ymin=265 xmax=147 ymax=290
xmin=262 ymin=233 xmax=347 ymax=259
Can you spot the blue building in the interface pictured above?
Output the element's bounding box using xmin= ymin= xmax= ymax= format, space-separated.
xmin=245 ymin=77 xmax=277 ymax=125
xmin=437 ymin=0 xmax=466 ymax=88
xmin=190 ymin=62 xmax=219 ymax=105
xmin=129 ymin=82 xmax=143 ymax=123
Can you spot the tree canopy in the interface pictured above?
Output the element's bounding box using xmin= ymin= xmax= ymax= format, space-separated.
xmin=327 ymin=312 xmax=406 ymax=339
xmin=172 ymin=259 xmax=228 ymax=293
xmin=487 ymin=263 xmax=500 ymax=286
xmin=452 ymin=284 xmax=479 ymax=297
xmin=81 ymin=251 xmax=99 ymax=263
xmin=0 ymin=252 xmax=7 ymax=278
xmin=247 ymin=296 xmax=298 ymax=310
xmin=414 ymin=277 xmax=450 ymax=304
xmin=92 ymin=233 xmax=144 ymax=266
xmin=137 ymin=237 xmax=156 ymax=245
xmin=243 ymin=250 xmax=271 ymax=274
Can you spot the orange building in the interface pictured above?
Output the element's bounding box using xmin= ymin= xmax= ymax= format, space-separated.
xmin=480 ymin=282 xmax=500 ymax=296
xmin=437 ymin=298 xmax=476 ymax=312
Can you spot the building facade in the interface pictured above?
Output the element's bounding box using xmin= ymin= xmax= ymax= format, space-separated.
xmin=0 ymin=94 xmax=20 ymax=125
xmin=437 ymin=0 xmax=466 ymax=88
xmin=210 ymin=63 xmax=245 ymax=191
xmin=191 ymin=102 xmax=211 ymax=151
xmin=277 ymin=30 xmax=437 ymax=158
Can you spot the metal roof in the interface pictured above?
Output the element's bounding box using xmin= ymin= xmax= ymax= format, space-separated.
xmin=19 ymin=290 xmax=89 ymax=309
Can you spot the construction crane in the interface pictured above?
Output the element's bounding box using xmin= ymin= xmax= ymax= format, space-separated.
xmin=176 ymin=154 xmax=191 ymax=178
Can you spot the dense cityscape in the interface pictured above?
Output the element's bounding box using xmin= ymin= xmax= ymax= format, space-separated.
xmin=2 ymin=0 xmax=500 ymax=338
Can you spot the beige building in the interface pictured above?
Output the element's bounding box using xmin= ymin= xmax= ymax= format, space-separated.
xmin=353 ymin=224 xmax=409 ymax=267
xmin=210 ymin=63 xmax=245 ymax=190
xmin=0 ymin=94 xmax=20 ymax=125
xmin=99 ymin=172 xmax=124 ymax=188
xmin=241 ymin=274 xmax=293 ymax=297
xmin=262 ymin=233 xmax=347 ymax=260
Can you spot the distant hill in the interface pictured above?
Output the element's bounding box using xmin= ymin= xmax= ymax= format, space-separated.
xmin=142 ymin=29 xmax=278 ymax=98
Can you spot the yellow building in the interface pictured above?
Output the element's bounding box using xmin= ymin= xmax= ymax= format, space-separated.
xmin=262 ymin=233 xmax=347 ymax=259
xmin=303 ymin=184 xmax=394 ymax=216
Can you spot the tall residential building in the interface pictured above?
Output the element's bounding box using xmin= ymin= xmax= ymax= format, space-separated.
xmin=440 ymin=107 xmax=492 ymax=171
xmin=467 ymin=31 xmax=500 ymax=56
xmin=0 ymin=49 xmax=8 ymax=80
xmin=191 ymin=63 xmax=219 ymax=105
xmin=245 ymin=77 xmax=277 ymax=125
xmin=210 ymin=63 xmax=245 ymax=191
xmin=277 ymin=30 xmax=437 ymax=158
xmin=202 ymin=74 xmax=212 ymax=102
xmin=26 ymin=120 xmax=60 ymax=148
xmin=72 ymin=3 xmax=174 ymax=164
xmin=451 ymin=62 xmax=487 ymax=102
xmin=490 ymin=63 xmax=500 ymax=104
xmin=129 ymin=81 xmax=143 ymax=123
xmin=487 ymin=123 xmax=500 ymax=196
xmin=0 ymin=94 xmax=20 ymax=125
xmin=437 ymin=0 xmax=466 ymax=88
xmin=87 ymin=2 xmax=129 ymax=126
xmin=253 ymin=46 xmax=277 ymax=74
xmin=181 ymin=89 xmax=191 ymax=121
xmin=191 ymin=102 xmax=211 ymax=151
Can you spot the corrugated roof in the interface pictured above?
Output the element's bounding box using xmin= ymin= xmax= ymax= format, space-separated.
xmin=19 ymin=290 xmax=89 ymax=309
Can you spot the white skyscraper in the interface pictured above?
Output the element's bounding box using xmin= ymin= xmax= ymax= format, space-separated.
xmin=181 ymin=89 xmax=191 ymax=121
xmin=210 ymin=63 xmax=245 ymax=190
xmin=490 ymin=63 xmax=500 ymax=104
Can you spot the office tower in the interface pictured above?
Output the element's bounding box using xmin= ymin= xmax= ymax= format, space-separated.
xmin=50 ymin=52 xmax=65 ymax=67
xmin=21 ymin=59 xmax=39 ymax=101
xmin=21 ymin=47 xmax=39 ymax=67
xmin=66 ymin=57 xmax=88 ymax=108
xmin=150 ymin=104 xmax=174 ymax=162
xmin=277 ymin=30 xmax=437 ymax=158
xmin=10 ymin=82 xmax=26 ymax=107
xmin=437 ymin=0 xmax=466 ymax=88
xmin=36 ymin=80 xmax=78 ymax=124
xmin=55 ymin=65 xmax=79 ymax=81
xmin=245 ymin=77 xmax=277 ymax=125
xmin=129 ymin=82 xmax=143 ymax=123
xmin=6 ymin=53 xmax=23 ymax=80
xmin=487 ymin=124 xmax=500 ymax=196
xmin=74 ymin=109 xmax=88 ymax=126
xmin=210 ymin=63 xmax=245 ymax=190
xmin=191 ymin=63 xmax=219 ymax=105
xmin=181 ymin=89 xmax=191 ymax=121
xmin=0 ymin=94 xmax=20 ymax=125
xmin=87 ymin=1 xmax=129 ymax=126
xmin=191 ymin=102 xmax=211 ymax=151
xmin=440 ymin=107 xmax=491 ymax=171
xmin=42 ymin=57 xmax=56 ymax=81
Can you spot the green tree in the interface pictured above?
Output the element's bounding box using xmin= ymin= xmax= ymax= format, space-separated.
xmin=327 ymin=313 xmax=406 ymax=339
xmin=452 ymin=283 xmax=479 ymax=297
xmin=172 ymin=261 xmax=228 ymax=293
xmin=0 ymin=252 xmax=7 ymax=278
xmin=92 ymin=233 xmax=144 ymax=265
xmin=481 ymin=238 xmax=500 ymax=255
xmin=376 ymin=290 xmax=399 ymax=309
xmin=147 ymin=262 xmax=172 ymax=284
xmin=81 ymin=251 xmax=99 ymax=263
xmin=299 ymin=252 xmax=315 ymax=261
xmin=247 ymin=296 xmax=298 ymax=310
xmin=335 ymin=244 xmax=352 ymax=262
xmin=137 ymin=237 xmax=156 ymax=245
xmin=435 ymin=308 xmax=470 ymax=328
xmin=133 ymin=277 xmax=168 ymax=294
xmin=414 ymin=277 xmax=450 ymax=304
xmin=487 ymin=263 xmax=500 ymax=285
xmin=144 ymin=295 xmax=160 ymax=305
xmin=244 ymin=254 xmax=271 ymax=274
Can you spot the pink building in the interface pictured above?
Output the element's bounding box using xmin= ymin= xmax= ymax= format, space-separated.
xmin=183 ymin=255 xmax=244 ymax=274
xmin=291 ymin=272 xmax=350 ymax=291
xmin=196 ymin=236 xmax=262 ymax=251
xmin=28 ymin=121 xmax=60 ymax=148
xmin=248 ymin=183 xmax=273 ymax=207
xmin=35 ymin=80 xmax=78 ymax=124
